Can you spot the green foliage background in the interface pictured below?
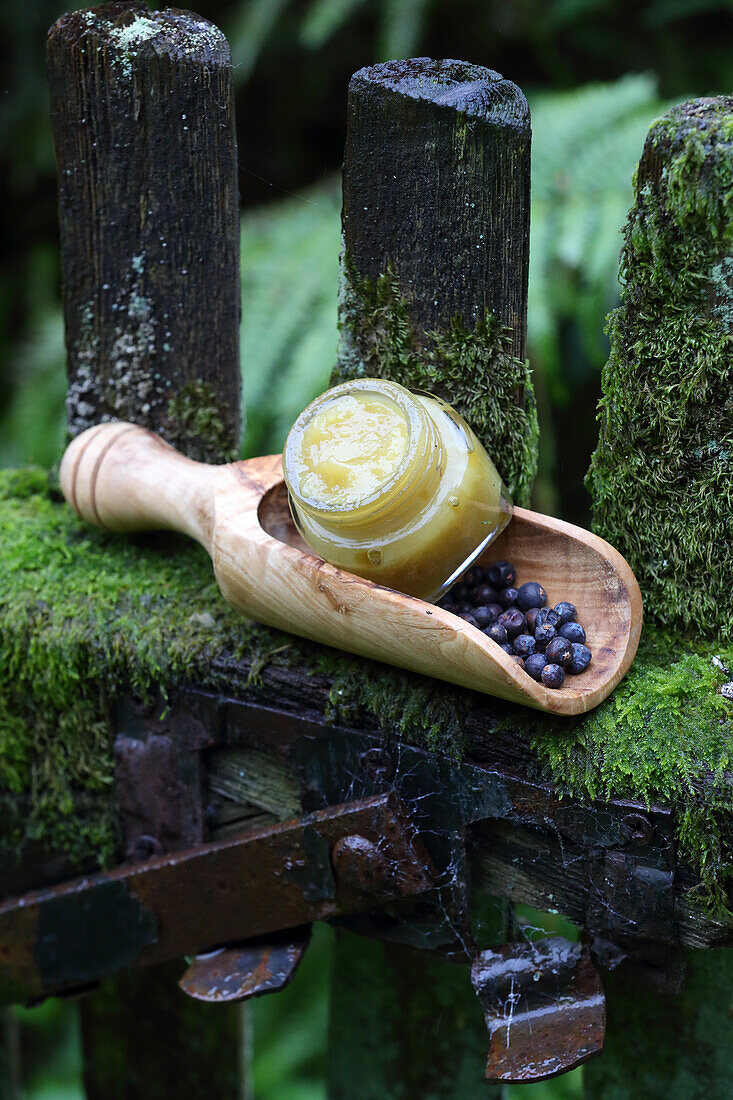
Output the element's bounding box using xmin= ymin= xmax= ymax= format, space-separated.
xmin=1 ymin=77 xmax=675 ymax=499
xmin=0 ymin=0 xmax=731 ymax=1096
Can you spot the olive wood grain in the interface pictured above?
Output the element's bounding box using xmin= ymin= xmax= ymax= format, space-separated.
xmin=60 ymin=423 xmax=643 ymax=716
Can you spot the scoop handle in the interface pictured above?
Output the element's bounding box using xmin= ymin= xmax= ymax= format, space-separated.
xmin=59 ymin=422 xmax=220 ymax=550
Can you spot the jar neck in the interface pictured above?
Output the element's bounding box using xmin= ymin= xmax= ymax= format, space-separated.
xmin=286 ymin=382 xmax=446 ymax=535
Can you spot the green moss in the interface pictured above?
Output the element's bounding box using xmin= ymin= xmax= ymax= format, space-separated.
xmin=587 ymin=98 xmax=733 ymax=637
xmin=165 ymin=380 xmax=239 ymax=464
xmin=531 ymin=625 xmax=733 ymax=918
xmin=332 ymin=262 xmax=539 ymax=506
xmin=0 ymin=465 xmax=471 ymax=872
xmin=0 ymin=468 xmax=281 ymax=870
xmin=325 ymin=661 xmax=466 ymax=758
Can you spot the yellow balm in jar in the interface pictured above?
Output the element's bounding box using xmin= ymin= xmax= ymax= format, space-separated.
xmin=283 ymin=378 xmax=512 ymax=601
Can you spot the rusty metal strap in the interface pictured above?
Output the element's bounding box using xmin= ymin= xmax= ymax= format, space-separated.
xmin=0 ymin=793 xmax=434 ymax=1003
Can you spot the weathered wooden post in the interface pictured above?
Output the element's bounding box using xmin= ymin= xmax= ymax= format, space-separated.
xmin=585 ymin=97 xmax=733 ymax=1097
xmin=333 ymin=58 xmax=538 ymax=506
xmin=81 ymin=960 xmax=244 ymax=1099
xmin=0 ymin=1008 xmax=19 ymax=1100
xmin=46 ymin=4 xmax=243 ymax=1093
xmin=328 ymin=59 xmax=537 ymax=1097
xmin=47 ymin=1 xmax=241 ymax=462
xmin=328 ymin=930 xmax=498 ymax=1100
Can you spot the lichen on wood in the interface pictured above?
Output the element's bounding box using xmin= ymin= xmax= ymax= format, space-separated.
xmin=587 ymin=97 xmax=733 ymax=637
xmin=332 ymin=263 xmax=539 ymax=506
xmin=47 ymin=2 xmax=241 ymax=462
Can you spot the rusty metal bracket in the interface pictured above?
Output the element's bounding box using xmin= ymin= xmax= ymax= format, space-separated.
xmin=589 ymin=850 xmax=676 ymax=947
xmin=587 ymin=849 xmax=684 ymax=992
xmin=0 ymin=793 xmax=435 ymax=1004
xmin=471 ymin=937 xmax=605 ymax=1083
xmin=179 ymin=927 xmax=312 ymax=1003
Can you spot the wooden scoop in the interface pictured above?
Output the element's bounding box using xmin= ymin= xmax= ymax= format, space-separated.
xmin=60 ymin=422 xmax=643 ymax=716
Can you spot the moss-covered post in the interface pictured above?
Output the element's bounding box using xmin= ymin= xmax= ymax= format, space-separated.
xmin=328 ymin=59 xmax=534 ymax=1098
xmin=333 ymin=58 xmax=538 ymax=505
xmin=585 ymin=98 xmax=733 ymax=1096
xmin=587 ymin=97 xmax=733 ymax=638
xmin=47 ymin=2 xmax=241 ymax=462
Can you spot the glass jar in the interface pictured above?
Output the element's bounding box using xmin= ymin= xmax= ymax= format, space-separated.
xmin=282 ymin=378 xmax=512 ymax=601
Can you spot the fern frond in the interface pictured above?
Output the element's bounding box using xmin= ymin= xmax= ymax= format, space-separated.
xmin=229 ymin=0 xmax=292 ymax=81
xmin=301 ymin=0 xmax=368 ymax=49
xmin=240 ymin=181 xmax=341 ymax=456
xmin=377 ymin=0 xmax=432 ymax=61
xmin=529 ymin=74 xmax=677 ymax=400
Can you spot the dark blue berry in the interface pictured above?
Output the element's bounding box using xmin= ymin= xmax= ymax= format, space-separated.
xmin=534 ymin=623 xmax=557 ymax=651
xmin=567 ymin=643 xmax=592 ymax=674
xmin=485 ymin=622 xmax=508 ymax=645
xmin=541 ymin=663 xmax=565 ymax=689
xmin=545 ymin=636 xmax=573 ymax=669
xmin=437 ymin=596 xmax=455 ymax=611
xmin=513 ymin=633 xmax=537 ymax=658
xmin=458 ymin=612 xmax=478 ymax=629
xmin=499 ymin=643 xmax=515 ymax=655
xmin=487 ymin=560 xmax=516 ymax=588
xmin=524 ymin=653 xmax=548 ymax=681
xmin=510 ymin=655 xmax=525 ymax=668
xmin=559 ymin=621 xmax=586 ymax=645
xmin=516 ymin=582 xmax=547 ymax=612
xmin=455 ymin=601 xmax=474 ymax=614
xmin=472 ymin=606 xmax=496 ymax=629
xmin=462 ymin=565 xmax=485 ymax=588
xmin=451 ymin=583 xmax=469 ymax=602
xmin=554 ymin=602 xmax=578 ymax=625
xmin=484 ymin=603 xmax=504 ymax=623
xmin=474 ymin=583 xmax=499 ymax=606
xmin=498 ymin=587 xmax=519 ymax=609
xmin=536 ymin=607 xmax=561 ymax=629
xmin=498 ymin=608 xmax=525 ymax=639
xmin=524 ymin=607 xmax=541 ymax=633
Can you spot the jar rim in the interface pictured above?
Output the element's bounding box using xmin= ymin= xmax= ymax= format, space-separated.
xmin=282 ymin=377 xmax=434 ymax=518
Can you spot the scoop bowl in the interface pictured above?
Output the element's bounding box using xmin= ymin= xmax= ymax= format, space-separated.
xmin=60 ymin=422 xmax=643 ymax=716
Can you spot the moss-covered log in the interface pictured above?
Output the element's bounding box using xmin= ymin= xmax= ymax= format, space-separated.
xmin=2 ymin=469 xmax=732 ymax=935
xmin=47 ymin=3 xmax=241 ymax=462
xmin=333 ymin=59 xmax=538 ymax=505
xmin=587 ymin=97 xmax=733 ymax=637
